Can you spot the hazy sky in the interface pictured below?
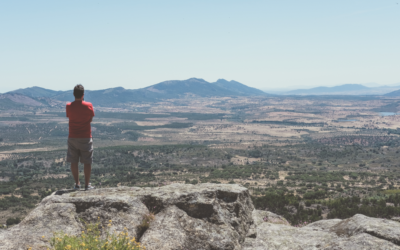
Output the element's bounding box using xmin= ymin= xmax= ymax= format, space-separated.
xmin=1 ymin=0 xmax=399 ymax=93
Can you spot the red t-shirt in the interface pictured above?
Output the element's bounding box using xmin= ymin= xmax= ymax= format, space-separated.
xmin=66 ymin=101 xmax=95 ymax=138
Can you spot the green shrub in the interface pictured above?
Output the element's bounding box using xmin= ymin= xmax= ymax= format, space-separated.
xmin=6 ymin=217 xmax=20 ymax=226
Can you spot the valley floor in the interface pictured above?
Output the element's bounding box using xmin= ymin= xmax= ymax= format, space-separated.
xmin=2 ymin=95 xmax=400 ymax=225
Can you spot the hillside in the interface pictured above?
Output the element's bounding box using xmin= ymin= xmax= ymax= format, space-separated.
xmin=212 ymin=79 xmax=266 ymax=96
xmin=5 ymin=78 xmax=268 ymax=106
xmin=385 ymin=89 xmax=400 ymax=97
xmin=9 ymin=87 xmax=64 ymax=98
xmin=0 ymin=93 xmax=66 ymax=110
xmin=0 ymin=93 xmax=45 ymax=110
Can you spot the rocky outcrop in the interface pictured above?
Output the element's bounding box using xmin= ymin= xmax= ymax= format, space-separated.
xmin=0 ymin=184 xmax=253 ymax=250
xmin=243 ymin=213 xmax=400 ymax=250
xmin=1 ymin=184 xmax=400 ymax=250
xmin=330 ymin=214 xmax=400 ymax=246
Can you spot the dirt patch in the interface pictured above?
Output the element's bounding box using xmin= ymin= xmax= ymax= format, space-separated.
xmin=0 ymin=194 xmax=22 ymax=198
xmin=279 ymin=171 xmax=288 ymax=180
xmin=0 ymin=154 xmax=13 ymax=160
xmin=138 ymin=137 xmax=156 ymax=142
xmin=230 ymin=156 xmax=261 ymax=165
xmin=0 ymin=148 xmax=58 ymax=154
xmin=42 ymin=174 xmax=68 ymax=179
xmin=135 ymin=121 xmax=169 ymax=126
xmin=0 ymin=177 xmax=10 ymax=182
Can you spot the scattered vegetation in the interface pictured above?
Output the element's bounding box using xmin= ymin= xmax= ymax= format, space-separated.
xmin=2 ymin=95 xmax=400 ymax=228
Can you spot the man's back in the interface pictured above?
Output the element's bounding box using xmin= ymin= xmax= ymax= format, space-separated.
xmin=66 ymin=84 xmax=95 ymax=191
xmin=66 ymin=100 xmax=94 ymax=138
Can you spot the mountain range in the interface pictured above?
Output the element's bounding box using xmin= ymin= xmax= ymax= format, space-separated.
xmin=280 ymin=84 xmax=400 ymax=96
xmin=0 ymin=78 xmax=268 ymax=107
xmin=3 ymin=79 xmax=400 ymax=109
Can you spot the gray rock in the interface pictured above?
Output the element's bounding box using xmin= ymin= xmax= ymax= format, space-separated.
xmin=0 ymin=203 xmax=81 ymax=250
xmin=323 ymin=233 xmax=400 ymax=250
xmin=243 ymin=220 xmax=400 ymax=250
xmin=244 ymin=212 xmax=400 ymax=250
xmin=141 ymin=205 xmax=242 ymax=250
xmin=138 ymin=183 xmax=254 ymax=241
xmin=330 ymin=214 xmax=400 ymax=245
xmin=246 ymin=209 xmax=290 ymax=239
xmin=0 ymin=183 xmax=253 ymax=250
xmin=392 ymin=217 xmax=400 ymax=223
xmin=252 ymin=210 xmax=290 ymax=226
xmin=304 ymin=219 xmax=342 ymax=232
xmin=243 ymin=222 xmax=339 ymax=250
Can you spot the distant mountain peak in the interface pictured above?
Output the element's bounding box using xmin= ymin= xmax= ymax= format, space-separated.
xmin=215 ymin=79 xmax=242 ymax=84
xmin=212 ymin=79 xmax=267 ymax=96
xmin=187 ymin=77 xmax=207 ymax=81
xmin=113 ymin=87 xmax=125 ymax=90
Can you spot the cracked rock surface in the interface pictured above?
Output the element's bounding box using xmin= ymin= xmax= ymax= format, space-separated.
xmin=1 ymin=183 xmax=400 ymax=250
xmin=243 ymin=212 xmax=400 ymax=250
xmin=0 ymin=183 xmax=253 ymax=250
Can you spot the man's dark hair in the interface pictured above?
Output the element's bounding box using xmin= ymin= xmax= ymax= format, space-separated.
xmin=73 ymin=84 xmax=84 ymax=99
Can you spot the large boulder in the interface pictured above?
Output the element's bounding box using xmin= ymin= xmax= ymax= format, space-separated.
xmin=0 ymin=183 xmax=253 ymax=250
xmin=242 ymin=222 xmax=339 ymax=250
xmin=140 ymin=206 xmax=243 ymax=250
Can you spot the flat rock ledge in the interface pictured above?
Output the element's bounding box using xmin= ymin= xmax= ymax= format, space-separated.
xmin=0 ymin=184 xmax=399 ymax=250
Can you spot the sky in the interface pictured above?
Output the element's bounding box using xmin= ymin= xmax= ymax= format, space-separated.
xmin=0 ymin=0 xmax=399 ymax=93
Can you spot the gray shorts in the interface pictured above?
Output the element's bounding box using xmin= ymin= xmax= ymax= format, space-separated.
xmin=66 ymin=138 xmax=93 ymax=164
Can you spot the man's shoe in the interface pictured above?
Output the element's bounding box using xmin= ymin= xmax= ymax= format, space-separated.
xmin=85 ymin=183 xmax=95 ymax=191
xmin=74 ymin=184 xmax=81 ymax=190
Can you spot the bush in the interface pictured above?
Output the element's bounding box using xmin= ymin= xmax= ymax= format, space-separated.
xmin=49 ymin=219 xmax=145 ymax=250
xmin=303 ymin=190 xmax=327 ymax=200
xmin=248 ymin=150 xmax=262 ymax=158
xmin=6 ymin=217 xmax=20 ymax=226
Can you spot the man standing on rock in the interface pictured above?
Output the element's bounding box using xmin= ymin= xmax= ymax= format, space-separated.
xmin=66 ymin=84 xmax=95 ymax=191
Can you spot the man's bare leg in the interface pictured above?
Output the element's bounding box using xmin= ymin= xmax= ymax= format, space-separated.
xmin=84 ymin=163 xmax=92 ymax=187
xmin=70 ymin=162 xmax=80 ymax=186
